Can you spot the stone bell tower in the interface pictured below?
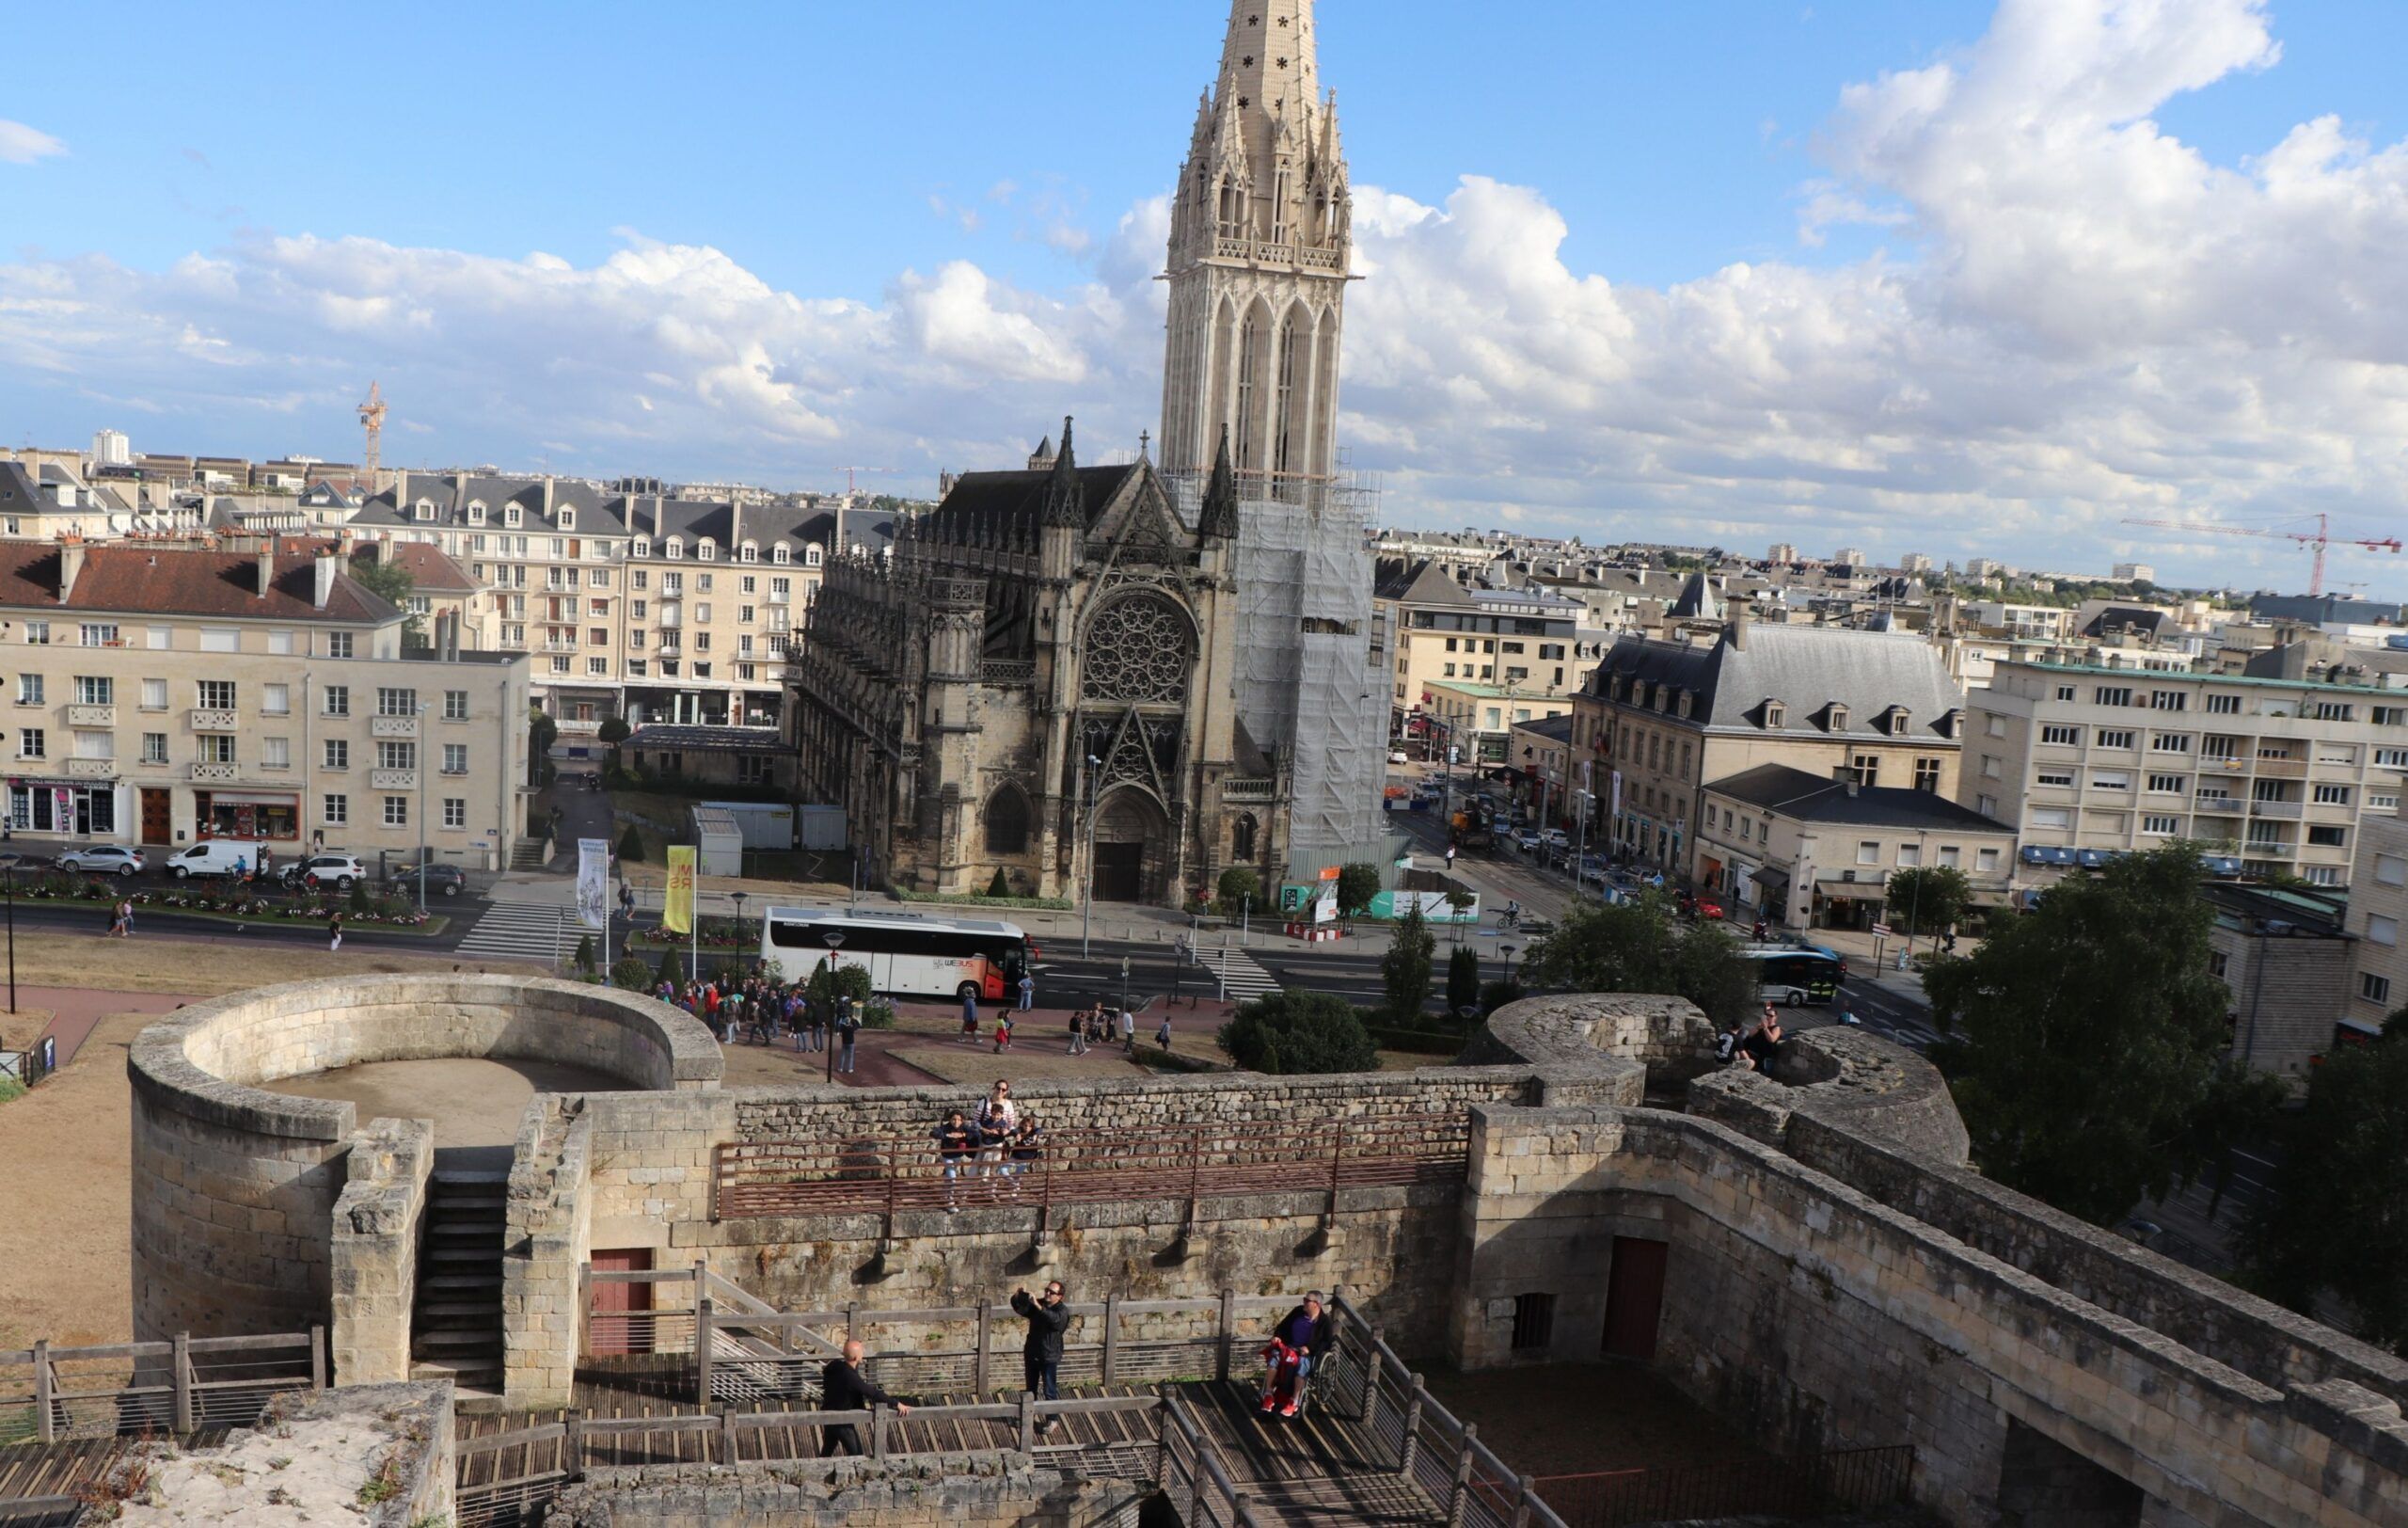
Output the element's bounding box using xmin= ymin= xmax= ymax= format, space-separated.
xmin=1159 ymin=0 xmax=1352 ymax=493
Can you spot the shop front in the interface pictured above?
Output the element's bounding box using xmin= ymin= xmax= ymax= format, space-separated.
xmin=1812 ymin=877 xmax=1888 ymax=931
xmin=7 ymin=780 xmax=121 ymax=837
xmin=194 ymin=790 xmax=301 ymax=842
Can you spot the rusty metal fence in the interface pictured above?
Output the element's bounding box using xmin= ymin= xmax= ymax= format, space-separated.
xmin=0 ymin=1329 xmax=325 ymax=1443
xmin=1534 ymin=1444 xmax=1917 ymax=1527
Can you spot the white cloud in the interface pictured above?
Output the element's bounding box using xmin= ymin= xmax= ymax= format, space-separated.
xmin=0 ymin=119 xmax=65 ymax=165
xmin=1 ymin=0 xmax=2405 ymax=591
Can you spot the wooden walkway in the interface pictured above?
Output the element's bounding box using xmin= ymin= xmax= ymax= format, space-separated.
xmin=1182 ymin=1379 xmax=1448 ymax=1526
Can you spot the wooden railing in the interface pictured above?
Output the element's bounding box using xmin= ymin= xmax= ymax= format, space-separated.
xmin=711 ymin=1114 xmax=1470 ymax=1227
xmin=0 ymin=1329 xmax=325 ymax=1442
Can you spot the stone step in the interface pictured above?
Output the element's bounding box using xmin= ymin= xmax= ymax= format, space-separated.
xmin=432 ymin=1195 xmax=508 ymax=1216
xmin=420 ymin=1271 xmax=504 ymax=1293
xmin=431 ymin=1170 xmax=513 ymax=1187
xmin=417 ymin=1299 xmax=503 ymax=1321
xmin=427 ymin=1218 xmax=507 ymax=1240
xmin=423 ymin=1246 xmax=505 ymax=1266
xmin=411 ymin=1359 xmax=503 ymax=1388
xmin=413 ymin=1329 xmax=502 ymax=1353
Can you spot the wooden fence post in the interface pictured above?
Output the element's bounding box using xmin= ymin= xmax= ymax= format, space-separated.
xmin=1513 ymin=1473 xmax=1536 ymax=1528
xmin=1448 ymin=1424 xmax=1480 ymax=1528
xmin=170 ymin=1332 xmax=194 ymax=1434
xmin=974 ymin=1300 xmax=992 ymax=1396
xmin=721 ymin=1408 xmax=739 ymax=1464
xmin=1359 ymin=1327 xmax=1386 ymax=1427
xmin=309 ymin=1326 xmax=326 ymax=1390
xmin=1215 ymin=1289 xmax=1235 ymax=1382
xmin=566 ymin=1412 xmax=585 ymax=1474
xmin=846 ymin=1302 xmax=859 ymax=1345
xmin=1102 ymin=1293 xmax=1120 ymax=1386
xmin=1019 ymin=1392 xmax=1037 ymax=1456
xmin=32 ymin=1340 xmax=51 ymax=1444
xmin=1232 ymin=1488 xmax=1251 ymax=1527
xmin=872 ymin=1403 xmax=890 ymax=1461
xmin=1398 ymin=1375 xmax=1426 ymax=1485
xmin=695 ymin=1297 xmax=716 ymax=1406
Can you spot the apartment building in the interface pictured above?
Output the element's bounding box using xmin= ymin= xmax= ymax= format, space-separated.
xmin=1963 ymin=661 xmax=2408 ymax=886
xmin=1574 ymin=615 xmax=1969 ymax=872
xmin=1378 ymin=558 xmax=1595 ymax=756
xmin=1697 ymin=763 xmax=2018 ymax=931
xmin=0 ymin=540 xmax=529 ymax=864
xmin=2340 ymin=798 xmax=2408 ymax=1039
xmin=616 ymin=498 xmax=826 ymax=728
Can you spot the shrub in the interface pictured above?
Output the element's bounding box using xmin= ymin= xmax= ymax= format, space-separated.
xmin=610 ymin=956 xmax=655 ymax=991
xmin=1445 ymin=947 xmax=1481 ymax=1017
xmin=986 ymin=867 xmax=1012 ymax=899
xmin=348 ymin=880 xmax=371 ymax=913
xmin=1217 ymin=990 xmax=1379 ymax=1074
xmin=573 ymin=933 xmax=596 ymax=972
xmin=1216 ymin=866 xmax=1262 ymax=917
xmin=655 ymin=946 xmax=683 ymax=987
xmin=861 ymin=998 xmax=898 ymax=1030
xmin=615 ymin=824 xmax=646 ymax=863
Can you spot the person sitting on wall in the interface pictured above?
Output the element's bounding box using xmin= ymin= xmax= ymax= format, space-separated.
xmin=819 ymin=1338 xmax=910 ymax=1456
xmin=1738 ymin=1007 xmax=1784 ymax=1072
xmin=1006 ymin=1115 xmax=1045 ymax=1199
xmin=933 ymin=1109 xmax=976 ymax=1213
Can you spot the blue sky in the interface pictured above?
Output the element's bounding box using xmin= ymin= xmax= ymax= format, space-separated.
xmin=6 ymin=1 xmax=2408 ymax=593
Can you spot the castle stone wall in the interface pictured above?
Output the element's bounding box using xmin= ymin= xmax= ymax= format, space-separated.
xmin=547 ymin=1456 xmax=1146 ymax=1528
xmin=329 ymin=1116 xmax=435 ymax=1385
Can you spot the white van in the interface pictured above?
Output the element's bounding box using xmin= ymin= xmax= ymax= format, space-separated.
xmin=166 ymin=840 xmax=270 ymax=881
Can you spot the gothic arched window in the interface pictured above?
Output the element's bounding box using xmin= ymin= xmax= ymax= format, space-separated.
xmin=1080 ymin=595 xmax=1195 ymax=706
xmin=984 ymin=784 xmax=1032 ymax=855
xmin=1233 ymin=813 xmax=1259 ymax=863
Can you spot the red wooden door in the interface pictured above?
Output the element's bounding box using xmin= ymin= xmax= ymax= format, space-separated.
xmin=589 ymin=1248 xmax=655 ymax=1357
xmin=1601 ymin=1237 xmax=1669 ymax=1361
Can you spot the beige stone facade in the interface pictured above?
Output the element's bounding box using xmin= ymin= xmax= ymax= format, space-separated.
xmin=1963 ymin=661 xmax=2408 ymax=885
xmin=1695 ymin=764 xmax=2018 ymax=930
xmin=2342 ymin=797 xmax=2408 ymax=1036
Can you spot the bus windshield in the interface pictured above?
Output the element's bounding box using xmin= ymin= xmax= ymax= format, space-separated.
xmin=1737 ymin=947 xmax=1842 ymax=1007
xmin=760 ymin=909 xmax=1032 ymax=1003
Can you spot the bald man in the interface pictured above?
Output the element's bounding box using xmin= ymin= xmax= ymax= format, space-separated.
xmin=819 ymin=1338 xmax=910 ymax=1456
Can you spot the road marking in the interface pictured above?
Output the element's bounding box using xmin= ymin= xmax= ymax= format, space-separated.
xmin=455 ymin=898 xmax=578 ymax=961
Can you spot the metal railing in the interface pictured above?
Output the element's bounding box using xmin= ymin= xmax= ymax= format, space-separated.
xmin=711 ymin=1115 xmax=1469 ymax=1226
xmin=0 ymin=1329 xmax=325 ymax=1442
xmin=1532 ymin=1445 xmax=1916 ymax=1527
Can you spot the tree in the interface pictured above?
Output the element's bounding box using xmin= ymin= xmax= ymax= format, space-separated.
xmin=348 ymin=555 xmax=424 ymax=646
xmin=528 ymin=707 xmax=559 ymax=787
xmin=1335 ymin=863 xmax=1382 ymax=928
xmin=985 ymin=867 xmax=1012 ymax=899
xmin=616 ymin=824 xmax=645 ymax=863
xmin=654 ymin=945 xmax=682 ymax=988
xmin=2239 ymin=1035 xmax=2408 ymax=1351
xmin=805 ymin=959 xmax=873 ymax=1010
xmin=1218 ymin=990 xmax=1379 ymax=1074
xmin=597 ymin=715 xmax=632 ymax=771
xmin=1445 ymin=946 xmax=1481 ymax=1020
xmin=1887 ymin=866 xmax=1973 ymax=940
xmin=1518 ymin=893 xmax=1757 ymax=1028
xmin=573 ymin=933 xmax=596 ymax=973
xmin=1923 ymin=844 xmax=2284 ymax=1226
xmin=610 ymin=955 xmax=654 ymax=991
xmin=1381 ymin=902 xmax=1435 ymax=1025
xmin=1216 ymin=866 xmax=1262 ymax=918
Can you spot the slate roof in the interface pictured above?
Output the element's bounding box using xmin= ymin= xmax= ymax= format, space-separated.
xmin=1512 ymin=713 xmax=1576 ymax=742
xmin=1705 ymin=763 xmax=2013 ymax=832
xmin=1587 ymin=622 xmax=1967 ymax=743
xmin=928 ymin=465 xmax=1140 ymax=536
xmin=2082 ymin=604 xmax=2171 ymax=639
xmin=0 ymin=543 xmax=400 ymax=624
xmin=1667 ymin=571 xmax=1721 ymax=620
xmin=625 ymin=724 xmax=793 ymax=755
xmin=355 ymin=472 xmax=626 ymax=534
xmin=1373 ymin=556 xmax=1475 ymax=607
xmin=0 ymin=464 xmax=45 ymax=520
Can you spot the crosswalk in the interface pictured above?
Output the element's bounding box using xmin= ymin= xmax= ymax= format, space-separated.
xmin=454 ymin=896 xmax=578 ymax=963
xmin=1191 ymin=944 xmax=1280 ymax=1002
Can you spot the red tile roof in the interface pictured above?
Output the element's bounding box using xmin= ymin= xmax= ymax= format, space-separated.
xmin=0 ymin=542 xmax=399 ymax=624
xmin=381 ymin=541 xmax=480 ymax=594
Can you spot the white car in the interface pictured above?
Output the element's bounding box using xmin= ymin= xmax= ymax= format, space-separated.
xmin=295 ymin=852 xmax=368 ymax=889
xmin=59 ymin=845 xmax=146 ymax=876
xmin=1387 ymin=751 xmax=1410 ymax=765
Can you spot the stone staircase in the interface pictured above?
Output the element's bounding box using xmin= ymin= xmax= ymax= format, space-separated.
xmin=410 ymin=1170 xmax=509 ymax=1394
xmin=510 ymin=836 xmax=547 ymax=871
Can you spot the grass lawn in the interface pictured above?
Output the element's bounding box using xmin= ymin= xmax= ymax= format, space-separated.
xmin=0 ymin=930 xmax=546 ymax=996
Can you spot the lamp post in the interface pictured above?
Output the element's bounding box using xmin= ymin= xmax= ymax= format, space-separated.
xmin=822 ymin=930 xmax=847 ymax=1085
xmin=4 ymin=859 xmax=15 ymax=1015
xmin=1081 ymin=753 xmax=1102 ymax=960
xmin=730 ymin=892 xmax=749 ymax=969
xmin=415 ymin=701 xmax=430 ymax=914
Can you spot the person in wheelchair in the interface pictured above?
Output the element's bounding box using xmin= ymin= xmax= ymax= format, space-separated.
xmin=1259 ymin=1292 xmax=1330 ymax=1419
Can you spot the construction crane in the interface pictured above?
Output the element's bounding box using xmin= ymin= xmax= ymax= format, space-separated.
xmin=2119 ymin=513 xmax=2401 ymax=597
xmin=357 ymin=382 xmax=388 ymax=485
xmin=834 ymin=467 xmax=890 ymax=498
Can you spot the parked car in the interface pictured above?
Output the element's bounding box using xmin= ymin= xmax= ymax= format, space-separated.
xmin=166 ymin=840 xmax=270 ymax=880
xmin=1386 ymin=751 xmax=1410 ymax=765
xmin=2202 ymin=855 xmax=2244 ymax=878
xmin=1513 ymin=829 xmax=1543 ymax=854
xmin=57 ymin=845 xmax=145 ymax=876
xmin=291 ymin=852 xmax=368 ymax=889
xmin=388 ymin=861 xmax=467 ymax=897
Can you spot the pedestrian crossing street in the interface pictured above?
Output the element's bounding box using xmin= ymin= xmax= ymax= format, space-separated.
xmin=454 ymin=896 xmax=579 ymax=963
xmin=1192 ymin=945 xmax=1280 ymax=1002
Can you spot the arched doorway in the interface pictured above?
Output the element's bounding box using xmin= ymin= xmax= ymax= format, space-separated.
xmin=1092 ymin=789 xmax=1170 ymax=904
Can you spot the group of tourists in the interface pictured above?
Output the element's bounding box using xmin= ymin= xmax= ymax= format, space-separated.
xmin=1715 ymin=1005 xmax=1786 ymax=1072
xmin=657 ymin=969 xmax=865 ymax=1074
xmin=815 ymin=1284 xmax=1331 ymax=1454
xmin=929 ymin=1079 xmax=1045 ymax=1210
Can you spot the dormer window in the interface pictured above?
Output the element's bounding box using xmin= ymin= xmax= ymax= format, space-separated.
xmin=503 ymin=506 xmax=522 ymax=528
xmin=697 ymin=539 xmax=717 ymax=562
xmin=1826 ymin=704 xmax=1850 ymax=733
xmin=1676 ymin=690 xmax=1694 ymax=720
xmin=739 ymin=541 xmax=758 ymax=563
xmin=632 ymin=539 xmax=651 ymax=559
xmin=467 ymin=502 xmax=486 ymax=526
xmin=559 ymin=509 xmax=576 ymax=532
xmin=665 ymin=538 xmax=684 ymax=560
xmin=1763 ymin=700 xmax=1785 ymax=729
xmin=805 ymin=546 xmax=823 ymax=567
xmin=413 ymin=500 xmax=435 ymax=522
xmin=1656 ymin=686 xmax=1672 ymax=714
xmin=772 ymin=543 xmax=792 ymax=565
xmin=1941 ymin=708 xmax=1963 ymax=740
xmin=1886 ymin=706 xmax=1911 ymax=736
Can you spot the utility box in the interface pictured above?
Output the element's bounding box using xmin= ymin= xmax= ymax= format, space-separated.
xmin=703 ymin=800 xmax=798 ymax=851
xmin=795 ymin=804 xmax=848 ymax=852
xmin=690 ymin=807 xmax=746 ymax=879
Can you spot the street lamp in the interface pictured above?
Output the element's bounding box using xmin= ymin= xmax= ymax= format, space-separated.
xmin=1081 ymin=754 xmax=1103 ymax=959
xmin=414 ymin=701 xmax=430 ymax=914
xmin=730 ymin=891 xmax=749 ymax=965
xmin=821 ymin=930 xmax=847 ymax=1085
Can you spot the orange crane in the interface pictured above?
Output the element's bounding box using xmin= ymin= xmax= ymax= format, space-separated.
xmin=2119 ymin=513 xmax=2401 ymax=597
xmin=357 ymin=381 xmax=388 ymax=485
xmin=834 ymin=467 xmax=890 ymax=497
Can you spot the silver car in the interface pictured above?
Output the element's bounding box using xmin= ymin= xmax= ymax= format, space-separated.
xmin=58 ymin=845 xmax=146 ymax=876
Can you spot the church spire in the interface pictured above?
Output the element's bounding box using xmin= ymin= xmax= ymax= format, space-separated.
xmin=1199 ymin=425 xmax=1240 ymax=541
xmin=1215 ymin=0 xmax=1320 ymax=131
xmin=1040 ymin=416 xmax=1085 ymax=529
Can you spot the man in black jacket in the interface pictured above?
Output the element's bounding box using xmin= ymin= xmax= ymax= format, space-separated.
xmin=819 ymin=1338 xmax=911 ymax=1456
xmin=1010 ymin=1281 xmax=1071 ymax=1433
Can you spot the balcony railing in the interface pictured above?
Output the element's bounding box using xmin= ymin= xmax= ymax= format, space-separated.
xmin=370 ymin=715 xmax=419 ymax=738
xmin=66 ymin=704 xmax=115 ymax=727
xmin=188 ymin=708 xmax=239 ymax=732
xmin=2250 ymin=799 xmax=2304 ymax=820
xmin=2254 ymin=757 xmax=2309 ymax=778
xmin=1223 ymin=778 xmax=1279 ymax=804
xmin=191 ymin=762 xmax=237 ymax=783
xmin=371 ymin=769 xmax=418 ymax=789
xmin=63 ymin=757 xmax=116 ymax=779
xmin=2194 ymin=795 xmax=2243 ymax=814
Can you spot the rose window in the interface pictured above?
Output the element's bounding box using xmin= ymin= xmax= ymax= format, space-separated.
xmin=1081 ymin=597 xmax=1194 ymax=705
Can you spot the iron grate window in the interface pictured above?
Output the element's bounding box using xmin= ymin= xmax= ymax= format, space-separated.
xmin=1511 ymin=1292 xmax=1556 ymax=1353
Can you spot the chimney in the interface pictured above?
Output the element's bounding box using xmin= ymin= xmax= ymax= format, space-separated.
xmin=256 ymin=542 xmax=277 ymax=598
xmin=56 ymin=535 xmax=84 ymax=605
xmin=312 ymin=549 xmax=338 ymax=610
xmin=1728 ymin=603 xmax=1749 ymax=651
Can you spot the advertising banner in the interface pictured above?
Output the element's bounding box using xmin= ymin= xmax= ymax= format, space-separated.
xmin=576 ymin=837 xmax=610 ymax=931
xmin=662 ymin=845 xmax=697 ymax=935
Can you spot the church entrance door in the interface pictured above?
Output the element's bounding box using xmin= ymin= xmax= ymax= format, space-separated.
xmin=1095 ymin=843 xmax=1146 ymax=903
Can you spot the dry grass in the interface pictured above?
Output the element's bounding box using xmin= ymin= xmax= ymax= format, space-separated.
xmin=887 ymin=1044 xmax=1157 ymax=1086
xmin=0 ymin=931 xmax=547 ymax=996
xmin=0 ymin=1007 xmax=54 ymax=1051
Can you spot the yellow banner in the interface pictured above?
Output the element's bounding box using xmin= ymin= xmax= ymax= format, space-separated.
xmin=663 ymin=846 xmax=696 ymax=935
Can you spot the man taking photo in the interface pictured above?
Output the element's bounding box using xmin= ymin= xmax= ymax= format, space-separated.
xmin=1010 ymin=1281 xmax=1071 ymax=1433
